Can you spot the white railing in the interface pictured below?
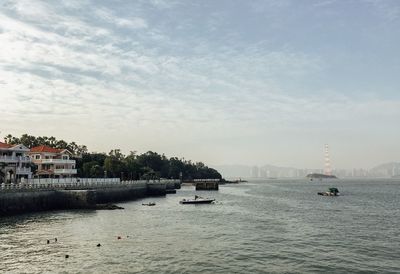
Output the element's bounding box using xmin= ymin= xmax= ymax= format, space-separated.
xmin=193 ymin=179 xmax=220 ymax=182
xmin=0 ymin=156 xmax=31 ymax=162
xmin=54 ymin=169 xmax=78 ymax=174
xmin=29 ymin=177 xmax=120 ymax=184
xmin=16 ymin=167 xmax=32 ymax=174
xmin=0 ymin=178 xmax=180 ymax=192
xmin=41 ymin=159 xmax=75 ymax=164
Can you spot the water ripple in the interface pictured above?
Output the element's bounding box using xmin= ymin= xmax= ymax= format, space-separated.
xmin=1 ymin=179 xmax=400 ymax=273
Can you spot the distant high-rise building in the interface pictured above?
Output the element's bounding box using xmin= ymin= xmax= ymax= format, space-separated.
xmin=251 ymin=166 xmax=259 ymax=178
xmin=259 ymin=168 xmax=267 ymax=178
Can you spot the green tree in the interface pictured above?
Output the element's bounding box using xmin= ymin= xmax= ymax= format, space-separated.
xmin=0 ymin=162 xmax=7 ymax=184
xmin=3 ymin=133 xmax=223 ymax=180
xmin=82 ymin=161 xmax=104 ymax=178
xmin=104 ymin=149 xmax=126 ymax=178
xmin=124 ymin=151 xmax=143 ymax=179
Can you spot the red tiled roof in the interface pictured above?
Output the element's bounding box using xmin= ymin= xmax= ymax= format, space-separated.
xmin=0 ymin=142 xmax=13 ymax=149
xmin=30 ymin=145 xmax=64 ymax=153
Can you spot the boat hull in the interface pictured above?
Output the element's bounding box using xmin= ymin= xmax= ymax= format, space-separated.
xmin=318 ymin=192 xmax=339 ymax=196
xmin=179 ymin=199 xmax=215 ymax=204
xmin=142 ymin=203 xmax=156 ymax=206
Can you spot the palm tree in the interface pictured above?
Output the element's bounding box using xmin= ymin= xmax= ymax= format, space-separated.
xmin=0 ymin=162 xmax=8 ymax=184
xmin=0 ymin=166 xmax=5 ymax=184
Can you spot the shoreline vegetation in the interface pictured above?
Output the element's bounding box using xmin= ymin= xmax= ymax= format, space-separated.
xmin=3 ymin=134 xmax=222 ymax=181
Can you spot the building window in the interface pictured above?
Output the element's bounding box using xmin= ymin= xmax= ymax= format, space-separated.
xmin=35 ymin=155 xmax=40 ymax=160
xmin=62 ymin=155 xmax=68 ymax=160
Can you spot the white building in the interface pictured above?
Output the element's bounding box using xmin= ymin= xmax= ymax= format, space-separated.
xmin=0 ymin=142 xmax=32 ymax=183
xmin=29 ymin=145 xmax=77 ymax=178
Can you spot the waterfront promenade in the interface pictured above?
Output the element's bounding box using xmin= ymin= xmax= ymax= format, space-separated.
xmin=0 ymin=178 xmax=178 ymax=192
xmin=0 ymin=178 xmax=181 ymax=216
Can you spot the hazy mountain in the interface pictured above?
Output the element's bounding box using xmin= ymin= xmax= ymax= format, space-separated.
xmin=370 ymin=162 xmax=400 ymax=177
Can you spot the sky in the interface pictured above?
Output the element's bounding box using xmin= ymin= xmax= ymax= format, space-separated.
xmin=0 ymin=0 xmax=399 ymax=169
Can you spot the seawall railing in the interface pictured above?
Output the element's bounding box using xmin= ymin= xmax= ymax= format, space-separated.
xmin=192 ymin=179 xmax=220 ymax=182
xmin=0 ymin=178 xmax=180 ymax=193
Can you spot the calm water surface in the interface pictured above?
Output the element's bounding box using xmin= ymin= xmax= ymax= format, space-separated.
xmin=1 ymin=179 xmax=400 ymax=273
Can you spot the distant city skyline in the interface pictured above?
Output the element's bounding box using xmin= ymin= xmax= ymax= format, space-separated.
xmin=214 ymin=162 xmax=400 ymax=179
xmin=1 ymin=0 xmax=399 ymax=169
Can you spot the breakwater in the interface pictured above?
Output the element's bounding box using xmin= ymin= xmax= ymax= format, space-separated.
xmin=0 ymin=179 xmax=180 ymax=216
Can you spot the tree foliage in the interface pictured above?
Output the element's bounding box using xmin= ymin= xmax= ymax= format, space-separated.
xmin=4 ymin=134 xmax=87 ymax=156
xmin=4 ymin=134 xmax=222 ymax=180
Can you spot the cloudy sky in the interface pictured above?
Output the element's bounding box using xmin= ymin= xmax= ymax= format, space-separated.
xmin=0 ymin=0 xmax=399 ymax=169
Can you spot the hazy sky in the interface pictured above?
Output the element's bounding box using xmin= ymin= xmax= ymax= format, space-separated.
xmin=1 ymin=0 xmax=399 ymax=169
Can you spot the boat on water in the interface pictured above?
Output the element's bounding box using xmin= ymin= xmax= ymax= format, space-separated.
xmin=318 ymin=187 xmax=339 ymax=196
xmin=142 ymin=202 xmax=156 ymax=206
xmin=179 ymin=195 xmax=215 ymax=204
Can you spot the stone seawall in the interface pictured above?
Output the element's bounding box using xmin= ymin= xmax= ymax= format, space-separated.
xmin=95 ymin=183 xmax=148 ymax=204
xmin=0 ymin=181 xmax=174 ymax=216
xmin=0 ymin=191 xmax=64 ymax=215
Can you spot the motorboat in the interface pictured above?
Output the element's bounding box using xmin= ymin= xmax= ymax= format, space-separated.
xmin=318 ymin=187 xmax=340 ymax=196
xmin=179 ymin=195 xmax=215 ymax=204
xmin=142 ymin=202 xmax=156 ymax=206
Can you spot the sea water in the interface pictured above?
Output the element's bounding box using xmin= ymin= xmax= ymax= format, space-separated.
xmin=1 ymin=179 xmax=399 ymax=273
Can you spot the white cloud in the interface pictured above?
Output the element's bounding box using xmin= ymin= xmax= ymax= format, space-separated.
xmin=0 ymin=0 xmax=399 ymax=167
xmin=94 ymin=7 xmax=148 ymax=29
xmin=366 ymin=0 xmax=400 ymax=21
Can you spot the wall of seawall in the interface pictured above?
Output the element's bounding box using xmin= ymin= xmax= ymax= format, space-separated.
xmin=0 ymin=180 xmax=178 ymax=216
xmin=166 ymin=181 xmax=181 ymax=190
xmin=146 ymin=182 xmax=167 ymax=196
xmin=95 ymin=183 xmax=148 ymax=203
xmin=57 ymin=190 xmax=97 ymax=209
xmin=0 ymin=190 xmax=67 ymax=216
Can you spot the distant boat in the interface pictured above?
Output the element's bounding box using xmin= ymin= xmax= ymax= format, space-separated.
xmin=179 ymin=195 xmax=215 ymax=204
xmin=318 ymin=187 xmax=340 ymax=196
xmin=142 ymin=202 xmax=156 ymax=206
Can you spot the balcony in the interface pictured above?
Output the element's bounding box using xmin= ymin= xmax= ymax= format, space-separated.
xmin=16 ymin=167 xmax=32 ymax=174
xmin=54 ymin=169 xmax=77 ymax=175
xmin=41 ymin=159 xmax=75 ymax=164
xmin=0 ymin=156 xmax=31 ymax=163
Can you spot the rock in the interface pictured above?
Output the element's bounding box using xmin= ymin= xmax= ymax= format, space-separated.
xmin=95 ymin=203 xmax=124 ymax=210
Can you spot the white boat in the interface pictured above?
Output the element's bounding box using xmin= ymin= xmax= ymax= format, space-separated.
xmin=179 ymin=196 xmax=215 ymax=204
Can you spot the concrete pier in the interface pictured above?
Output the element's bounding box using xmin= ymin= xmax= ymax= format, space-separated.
xmin=195 ymin=181 xmax=219 ymax=190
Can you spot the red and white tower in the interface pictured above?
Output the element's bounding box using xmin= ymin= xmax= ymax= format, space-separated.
xmin=324 ymin=144 xmax=332 ymax=176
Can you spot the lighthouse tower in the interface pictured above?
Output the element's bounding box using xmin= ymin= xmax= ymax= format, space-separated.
xmin=324 ymin=144 xmax=332 ymax=176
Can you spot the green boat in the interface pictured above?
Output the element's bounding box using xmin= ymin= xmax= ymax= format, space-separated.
xmin=318 ymin=187 xmax=339 ymax=196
